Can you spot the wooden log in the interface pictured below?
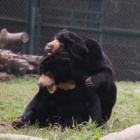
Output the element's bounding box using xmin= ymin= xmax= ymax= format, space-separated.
xmin=0 ymin=134 xmax=44 ymax=140
xmin=0 ymin=28 xmax=29 ymax=48
xmin=0 ymin=72 xmax=15 ymax=80
xmin=0 ymin=49 xmax=42 ymax=79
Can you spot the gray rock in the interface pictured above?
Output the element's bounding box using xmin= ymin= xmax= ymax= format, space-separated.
xmin=0 ymin=134 xmax=46 ymax=140
xmin=100 ymin=124 xmax=140 ymax=140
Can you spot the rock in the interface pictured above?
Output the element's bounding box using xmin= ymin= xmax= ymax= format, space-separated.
xmin=0 ymin=134 xmax=45 ymax=140
xmin=100 ymin=124 xmax=140 ymax=140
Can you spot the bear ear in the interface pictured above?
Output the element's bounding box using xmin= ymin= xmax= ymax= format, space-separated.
xmin=60 ymin=29 xmax=69 ymax=33
xmin=55 ymin=29 xmax=70 ymax=41
xmin=40 ymin=55 xmax=53 ymax=64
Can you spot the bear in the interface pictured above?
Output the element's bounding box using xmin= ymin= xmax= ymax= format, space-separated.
xmin=45 ymin=29 xmax=117 ymax=122
xmin=12 ymin=52 xmax=102 ymax=129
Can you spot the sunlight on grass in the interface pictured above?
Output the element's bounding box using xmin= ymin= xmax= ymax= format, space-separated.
xmin=0 ymin=78 xmax=140 ymax=139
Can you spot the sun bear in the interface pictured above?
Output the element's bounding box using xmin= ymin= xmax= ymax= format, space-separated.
xmin=45 ymin=29 xmax=117 ymax=122
xmin=12 ymin=53 xmax=102 ymax=128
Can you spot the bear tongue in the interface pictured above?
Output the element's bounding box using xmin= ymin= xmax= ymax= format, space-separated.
xmin=47 ymin=83 xmax=57 ymax=94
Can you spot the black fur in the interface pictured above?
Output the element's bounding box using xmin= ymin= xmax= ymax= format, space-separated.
xmin=12 ymin=53 xmax=102 ymax=128
xmin=54 ymin=29 xmax=117 ymax=122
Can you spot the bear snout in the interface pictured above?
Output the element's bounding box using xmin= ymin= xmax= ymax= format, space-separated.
xmin=38 ymin=81 xmax=45 ymax=87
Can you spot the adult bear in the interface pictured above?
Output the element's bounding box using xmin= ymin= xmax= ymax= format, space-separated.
xmin=12 ymin=53 xmax=102 ymax=129
xmin=45 ymin=29 xmax=117 ymax=122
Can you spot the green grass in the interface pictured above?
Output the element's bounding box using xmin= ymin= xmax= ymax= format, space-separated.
xmin=0 ymin=77 xmax=140 ymax=140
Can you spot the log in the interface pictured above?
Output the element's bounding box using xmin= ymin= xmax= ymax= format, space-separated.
xmin=0 ymin=28 xmax=29 ymax=48
xmin=0 ymin=72 xmax=15 ymax=80
xmin=0 ymin=49 xmax=42 ymax=80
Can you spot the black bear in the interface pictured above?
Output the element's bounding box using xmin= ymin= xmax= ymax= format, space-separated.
xmin=45 ymin=29 xmax=117 ymax=122
xmin=12 ymin=53 xmax=102 ymax=128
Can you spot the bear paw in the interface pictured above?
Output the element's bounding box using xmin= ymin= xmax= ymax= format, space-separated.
xmin=11 ymin=117 xmax=25 ymax=129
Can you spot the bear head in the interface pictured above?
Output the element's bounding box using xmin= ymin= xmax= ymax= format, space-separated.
xmin=45 ymin=29 xmax=88 ymax=64
xmin=38 ymin=53 xmax=76 ymax=94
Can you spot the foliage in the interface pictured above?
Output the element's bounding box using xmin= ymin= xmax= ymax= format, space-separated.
xmin=0 ymin=78 xmax=140 ymax=140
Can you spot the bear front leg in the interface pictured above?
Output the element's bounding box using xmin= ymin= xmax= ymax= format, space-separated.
xmin=12 ymin=88 xmax=49 ymax=129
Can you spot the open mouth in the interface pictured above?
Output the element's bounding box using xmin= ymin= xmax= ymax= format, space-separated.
xmin=46 ymin=82 xmax=57 ymax=94
xmin=38 ymin=74 xmax=56 ymax=94
xmin=45 ymin=45 xmax=52 ymax=54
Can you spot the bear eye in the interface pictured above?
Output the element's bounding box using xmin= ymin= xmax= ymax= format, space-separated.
xmin=60 ymin=42 xmax=64 ymax=47
xmin=60 ymin=44 xmax=64 ymax=48
xmin=60 ymin=44 xmax=63 ymax=47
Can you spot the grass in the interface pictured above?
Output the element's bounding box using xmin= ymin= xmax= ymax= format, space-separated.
xmin=0 ymin=77 xmax=140 ymax=140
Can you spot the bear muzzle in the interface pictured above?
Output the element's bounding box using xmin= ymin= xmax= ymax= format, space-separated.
xmin=38 ymin=74 xmax=57 ymax=94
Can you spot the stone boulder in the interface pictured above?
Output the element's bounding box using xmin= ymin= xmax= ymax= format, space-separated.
xmin=100 ymin=124 xmax=140 ymax=140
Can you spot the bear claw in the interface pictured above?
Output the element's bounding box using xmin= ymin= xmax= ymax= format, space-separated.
xmin=86 ymin=76 xmax=94 ymax=87
xmin=11 ymin=117 xmax=25 ymax=129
